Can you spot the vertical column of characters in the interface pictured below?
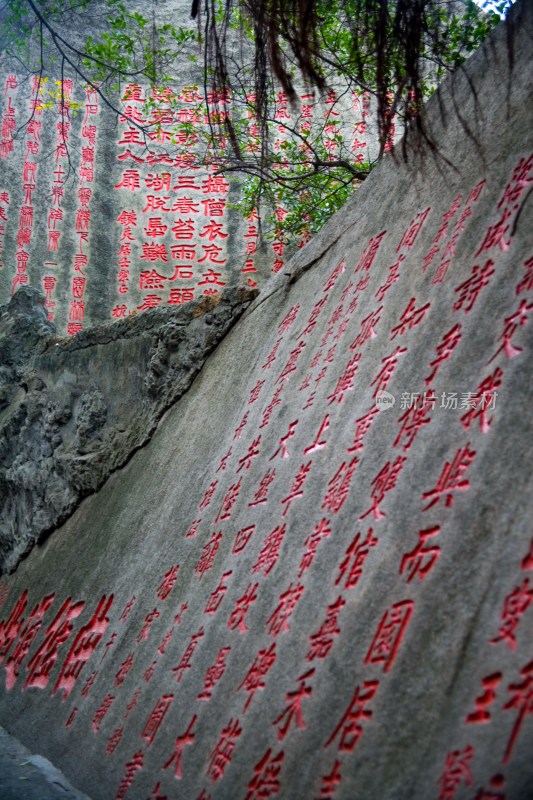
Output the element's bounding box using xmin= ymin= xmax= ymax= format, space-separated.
xmin=351 ymin=90 xmax=368 ymax=163
xmin=0 ymin=189 xmax=8 ymax=272
xmin=269 ymin=90 xmax=291 ymax=268
xmin=113 ymin=83 xmax=146 ymax=312
xmin=0 ymin=73 xmax=17 ymax=159
xmin=323 ymin=89 xmax=341 ymax=160
xmin=241 ymin=207 xmax=259 ymax=288
xmin=14 ymin=77 xmax=44 ymax=297
xmin=163 ymin=85 xmax=203 ymax=307
xmin=67 ymin=87 xmax=99 ymax=335
xmin=136 ymin=86 xmax=178 ymax=310
xmin=382 ymin=91 xmax=396 ymax=153
xmin=192 ymin=88 xmax=230 ymax=298
xmin=0 ymin=72 xmax=18 ymax=281
xmin=43 ymin=79 xmax=71 ymax=319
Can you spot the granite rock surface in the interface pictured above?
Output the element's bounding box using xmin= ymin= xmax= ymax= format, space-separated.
xmin=0 ymin=285 xmax=257 ymax=573
xmin=0 ymin=4 xmax=532 ymax=800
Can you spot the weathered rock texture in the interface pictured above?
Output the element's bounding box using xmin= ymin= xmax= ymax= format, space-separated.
xmin=0 ymin=285 xmax=257 ymax=573
xmin=0 ymin=4 xmax=532 ymax=800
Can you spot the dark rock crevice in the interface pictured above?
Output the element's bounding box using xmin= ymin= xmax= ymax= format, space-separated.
xmin=0 ymin=284 xmax=257 ymax=574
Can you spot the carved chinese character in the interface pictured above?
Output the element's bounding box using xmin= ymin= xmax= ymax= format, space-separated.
xmin=422 ymin=443 xmax=476 ymax=510
xmin=252 ymin=525 xmax=287 ymax=576
xmin=516 ymin=256 xmax=533 ymax=296
xmin=273 ymin=668 xmax=315 ymax=740
xmin=325 ymin=681 xmax=379 ymax=751
xmin=490 ymin=578 xmax=533 ymax=650
xmin=453 ymin=260 xmax=495 ymax=313
xmin=266 ymin=584 xmax=305 ymax=636
xmin=204 ymin=572 xmax=233 ymax=613
xmin=245 ymin=748 xmax=284 ymax=800
xmin=316 ymin=759 xmax=342 ymax=799
xmin=360 ymin=457 xmax=406 ymax=520
xmin=228 ymin=583 xmax=258 ymax=633
xmin=136 ymin=609 xmax=159 ymax=644
xmin=238 ymin=437 xmax=262 ymax=472
xmin=232 ymin=525 xmax=256 ymax=554
xmin=142 ymin=695 xmax=173 ymax=745
xmin=172 ymin=628 xmax=204 ymax=683
xmin=437 ymin=746 xmax=474 ymax=800
xmin=466 ymin=673 xmax=502 ymax=724
xmin=364 ymin=600 xmax=414 ymax=672
xmin=393 ymin=400 xmax=431 ymax=451
xmin=390 ymin=297 xmax=430 ymax=339
xmin=206 ymin=718 xmax=242 ymax=783
xmin=92 ymin=693 xmax=115 ymax=733
xmin=488 ymin=300 xmax=533 ymax=362
xmin=327 ymin=355 xmax=361 ymax=405
xmin=335 ymin=528 xmax=378 ymax=589
xmin=282 ymin=462 xmax=312 ymax=516
xmin=198 ymin=646 xmax=231 ymax=700
xmin=307 ymin=596 xmax=345 ymax=661
xmin=355 ymin=231 xmax=386 ymax=273
xmin=298 ymin=518 xmax=332 ymax=577
xmin=156 ymin=565 xmax=180 ymax=601
xmin=249 ymin=470 xmax=276 ymax=507
xmin=371 ymin=347 xmax=407 ymax=396
xmin=400 ymin=527 xmax=441 ymax=582
xmin=116 ymin=751 xmax=143 ymax=799
xmin=215 ymin=479 xmax=242 ymax=522
xmin=239 ymin=642 xmax=277 ymax=712
xmin=163 ymin=714 xmax=197 ymax=779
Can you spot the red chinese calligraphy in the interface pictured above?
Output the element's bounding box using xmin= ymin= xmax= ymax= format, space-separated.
xmin=466 ymin=673 xmax=502 ymax=724
xmin=490 ymin=578 xmax=533 ymax=650
xmin=195 ymin=532 xmax=223 ymax=577
xmin=266 ymin=583 xmax=305 ymax=636
xmin=245 ymin=748 xmax=285 ymax=800
xmin=364 ymin=600 xmax=414 ymax=672
xmin=503 ymin=659 xmax=533 ymax=763
xmin=198 ymin=646 xmax=231 ymax=700
xmin=282 ymin=462 xmax=312 ymax=516
xmin=239 ymin=642 xmax=277 ymax=712
xmin=335 ymin=528 xmax=378 ymax=589
xmin=207 ymin=718 xmax=242 ymax=783
xmin=156 ymin=565 xmax=180 ymax=601
xmin=273 ymin=668 xmax=315 ymax=740
xmin=172 ymin=628 xmax=204 ymax=683
xmin=437 ymin=746 xmax=474 ymax=800
xmin=228 ymin=583 xmax=259 ymax=633
xmin=400 ymin=526 xmax=441 ymax=582
xmin=163 ymin=714 xmax=197 ymax=779
xmin=325 ymin=681 xmax=379 ymax=751
xmin=53 ymin=594 xmax=113 ymax=700
xmin=422 ymin=443 xmax=476 ymax=510
xmin=204 ymin=571 xmax=233 ymax=613
xmin=360 ymin=457 xmax=406 ymax=520
xmin=252 ymin=524 xmax=287 ymax=576
xmin=298 ymin=518 xmax=332 ymax=578
xmin=142 ymin=695 xmax=173 ymax=745
xmin=24 ymin=597 xmax=85 ymax=690
xmin=306 ymin=596 xmax=345 ymax=661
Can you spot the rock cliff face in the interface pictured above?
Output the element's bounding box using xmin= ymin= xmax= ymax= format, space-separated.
xmin=0 ymin=5 xmax=532 ymax=800
xmin=0 ymin=285 xmax=257 ymax=573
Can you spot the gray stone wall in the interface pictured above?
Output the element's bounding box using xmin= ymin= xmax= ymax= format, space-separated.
xmin=0 ymin=3 xmax=532 ymax=800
